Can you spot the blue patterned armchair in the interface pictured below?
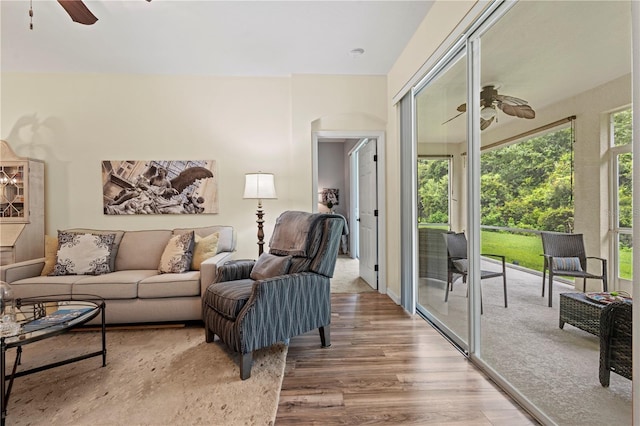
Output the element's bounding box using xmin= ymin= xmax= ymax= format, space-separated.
xmin=202 ymin=211 xmax=346 ymax=379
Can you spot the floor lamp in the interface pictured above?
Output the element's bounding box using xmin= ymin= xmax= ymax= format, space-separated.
xmin=243 ymin=172 xmax=277 ymax=256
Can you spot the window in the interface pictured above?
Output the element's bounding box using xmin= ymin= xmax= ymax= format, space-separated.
xmin=417 ymin=157 xmax=451 ymax=229
xmin=610 ymin=108 xmax=632 ymax=282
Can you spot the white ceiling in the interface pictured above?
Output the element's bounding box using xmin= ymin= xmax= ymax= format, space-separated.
xmin=1 ymin=0 xmax=434 ymax=76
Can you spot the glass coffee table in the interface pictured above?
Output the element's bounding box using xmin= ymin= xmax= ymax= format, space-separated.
xmin=0 ymin=295 xmax=106 ymax=426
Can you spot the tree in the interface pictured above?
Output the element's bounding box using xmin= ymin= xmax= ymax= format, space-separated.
xmin=480 ymin=126 xmax=574 ymax=231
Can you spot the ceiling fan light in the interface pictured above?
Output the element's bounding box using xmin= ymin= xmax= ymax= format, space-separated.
xmin=480 ymin=105 xmax=497 ymax=120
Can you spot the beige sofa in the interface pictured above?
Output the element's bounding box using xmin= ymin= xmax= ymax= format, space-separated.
xmin=0 ymin=226 xmax=235 ymax=324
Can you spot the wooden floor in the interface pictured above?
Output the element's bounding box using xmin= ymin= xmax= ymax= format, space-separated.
xmin=276 ymin=292 xmax=537 ymax=425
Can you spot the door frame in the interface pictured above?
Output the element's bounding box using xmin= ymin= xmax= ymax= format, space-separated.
xmin=312 ymin=130 xmax=387 ymax=295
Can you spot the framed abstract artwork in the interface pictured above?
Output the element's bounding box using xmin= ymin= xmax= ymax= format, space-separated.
xmin=102 ymin=160 xmax=218 ymax=215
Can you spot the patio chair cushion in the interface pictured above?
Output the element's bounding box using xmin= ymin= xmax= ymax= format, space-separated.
xmin=552 ymin=256 xmax=583 ymax=271
xmin=453 ymin=259 xmax=468 ymax=273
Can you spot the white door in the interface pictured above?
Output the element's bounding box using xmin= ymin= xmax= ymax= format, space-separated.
xmin=358 ymin=139 xmax=378 ymax=288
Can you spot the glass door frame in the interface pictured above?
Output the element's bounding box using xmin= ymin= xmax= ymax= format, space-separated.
xmin=411 ymin=1 xmax=554 ymax=422
xmin=609 ymin=141 xmax=632 ymax=290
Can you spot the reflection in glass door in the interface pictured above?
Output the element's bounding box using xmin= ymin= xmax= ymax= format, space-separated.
xmin=414 ymin=51 xmax=469 ymax=350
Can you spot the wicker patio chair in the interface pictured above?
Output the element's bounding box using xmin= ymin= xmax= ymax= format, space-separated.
xmin=442 ymin=232 xmax=508 ymax=312
xmin=599 ymin=301 xmax=632 ymax=386
xmin=540 ymin=232 xmax=608 ymax=307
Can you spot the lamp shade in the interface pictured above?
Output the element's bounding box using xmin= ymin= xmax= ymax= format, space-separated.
xmin=243 ymin=173 xmax=277 ymax=200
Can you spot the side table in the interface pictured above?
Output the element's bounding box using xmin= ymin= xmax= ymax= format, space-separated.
xmin=559 ymin=292 xmax=605 ymax=336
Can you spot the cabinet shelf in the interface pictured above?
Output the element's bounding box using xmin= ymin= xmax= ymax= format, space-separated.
xmin=0 ymin=140 xmax=44 ymax=264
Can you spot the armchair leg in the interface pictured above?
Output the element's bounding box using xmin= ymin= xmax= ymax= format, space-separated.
xmin=205 ymin=327 xmax=215 ymax=343
xmin=541 ymin=267 xmax=547 ymax=297
xmin=240 ymin=352 xmax=253 ymax=380
xmin=319 ymin=326 xmax=331 ymax=347
xmin=548 ymin=271 xmax=554 ymax=307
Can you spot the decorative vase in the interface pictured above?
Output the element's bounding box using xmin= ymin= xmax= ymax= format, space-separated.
xmin=0 ymin=281 xmax=19 ymax=336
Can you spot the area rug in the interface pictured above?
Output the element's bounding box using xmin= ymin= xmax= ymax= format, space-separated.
xmin=5 ymin=325 xmax=287 ymax=426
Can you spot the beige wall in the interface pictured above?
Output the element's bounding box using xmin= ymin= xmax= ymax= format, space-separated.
xmin=1 ymin=73 xmax=385 ymax=261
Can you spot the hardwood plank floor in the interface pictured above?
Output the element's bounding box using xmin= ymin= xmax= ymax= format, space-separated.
xmin=276 ymin=292 xmax=537 ymax=425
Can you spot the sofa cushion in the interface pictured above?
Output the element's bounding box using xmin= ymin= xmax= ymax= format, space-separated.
xmin=71 ymin=270 xmax=157 ymax=299
xmin=159 ymin=231 xmax=195 ymax=273
xmin=203 ymin=279 xmax=254 ymax=321
xmin=115 ymin=230 xmax=172 ymax=271
xmin=250 ymin=253 xmax=292 ymax=280
xmin=53 ymin=231 xmax=116 ymax=276
xmin=41 ymin=234 xmax=58 ymax=276
xmin=66 ymin=228 xmax=125 ymax=272
xmin=173 ymin=225 xmax=235 ymax=254
xmin=138 ymin=271 xmax=201 ymax=298
xmin=191 ymin=232 xmax=219 ymax=271
xmin=10 ymin=275 xmax=79 ymax=299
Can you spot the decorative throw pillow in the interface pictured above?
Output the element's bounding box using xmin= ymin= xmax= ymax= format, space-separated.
xmin=250 ymin=253 xmax=293 ymax=281
xmin=52 ymin=232 xmax=116 ymax=276
xmin=41 ymin=234 xmax=59 ymax=276
xmin=159 ymin=231 xmax=195 ymax=273
xmin=552 ymin=257 xmax=583 ymax=271
xmin=452 ymin=258 xmax=468 ymax=273
xmin=191 ymin=232 xmax=219 ymax=270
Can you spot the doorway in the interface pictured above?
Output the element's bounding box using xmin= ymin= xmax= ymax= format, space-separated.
xmin=312 ymin=130 xmax=386 ymax=294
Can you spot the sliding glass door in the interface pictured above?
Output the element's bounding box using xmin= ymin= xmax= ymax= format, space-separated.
xmin=412 ymin=1 xmax=633 ymax=424
xmin=414 ymin=50 xmax=468 ymax=350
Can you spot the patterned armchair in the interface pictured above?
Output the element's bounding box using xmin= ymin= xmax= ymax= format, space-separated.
xmin=202 ymin=211 xmax=347 ymax=379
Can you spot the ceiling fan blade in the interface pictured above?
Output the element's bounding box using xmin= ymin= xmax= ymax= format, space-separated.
xmin=57 ymin=0 xmax=98 ymax=25
xmin=441 ymin=111 xmax=465 ymax=125
xmin=480 ymin=116 xmax=495 ymax=130
xmin=498 ymin=103 xmax=536 ymax=119
xmin=494 ymin=94 xmax=529 ymax=106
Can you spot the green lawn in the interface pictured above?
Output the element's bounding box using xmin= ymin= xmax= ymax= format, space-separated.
xmin=619 ymin=248 xmax=632 ymax=280
xmin=481 ymin=231 xmax=543 ymax=271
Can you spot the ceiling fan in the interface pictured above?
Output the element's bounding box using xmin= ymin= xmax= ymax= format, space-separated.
xmin=443 ymin=85 xmax=536 ymax=130
xmin=56 ymin=0 xmax=151 ymax=26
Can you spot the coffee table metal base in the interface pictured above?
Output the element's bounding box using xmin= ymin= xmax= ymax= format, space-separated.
xmin=1 ymin=300 xmax=106 ymax=426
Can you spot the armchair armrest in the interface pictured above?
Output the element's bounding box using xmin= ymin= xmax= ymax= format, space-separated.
xmin=0 ymin=258 xmax=45 ymax=284
xmin=214 ymin=259 xmax=256 ymax=283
